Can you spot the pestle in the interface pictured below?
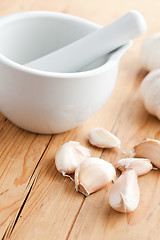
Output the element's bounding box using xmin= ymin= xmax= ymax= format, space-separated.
xmin=25 ymin=11 xmax=146 ymax=73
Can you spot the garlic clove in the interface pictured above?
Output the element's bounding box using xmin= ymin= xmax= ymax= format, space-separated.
xmin=140 ymin=69 xmax=160 ymax=120
xmin=88 ymin=127 xmax=121 ymax=148
xmin=75 ymin=157 xmax=116 ymax=196
xmin=109 ymin=169 xmax=140 ymax=213
xmin=116 ymin=158 xmax=152 ymax=176
xmin=55 ymin=141 xmax=91 ymax=176
xmin=133 ymin=138 xmax=160 ymax=168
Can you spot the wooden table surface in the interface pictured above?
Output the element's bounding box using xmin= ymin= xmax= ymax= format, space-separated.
xmin=1 ymin=0 xmax=160 ymax=239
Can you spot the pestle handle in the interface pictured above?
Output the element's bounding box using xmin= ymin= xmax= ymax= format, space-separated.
xmin=26 ymin=11 xmax=146 ymax=73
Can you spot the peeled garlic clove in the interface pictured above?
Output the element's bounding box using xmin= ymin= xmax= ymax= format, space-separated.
xmin=75 ymin=157 xmax=116 ymax=196
xmin=133 ymin=138 xmax=160 ymax=168
xmin=140 ymin=33 xmax=160 ymax=71
xmin=116 ymin=158 xmax=152 ymax=176
xmin=88 ymin=127 xmax=121 ymax=148
xmin=55 ymin=141 xmax=91 ymax=176
xmin=109 ymin=169 xmax=140 ymax=213
xmin=140 ymin=69 xmax=160 ymax=120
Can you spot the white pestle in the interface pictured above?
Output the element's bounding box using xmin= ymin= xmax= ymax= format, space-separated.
xmin=25 ymin=11 xmax=146 ymax=73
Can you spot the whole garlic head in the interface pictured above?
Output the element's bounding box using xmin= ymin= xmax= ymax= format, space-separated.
xmin=140 ymin=69 xmax=160 ymax=120
xmin=141 ymin=33 xmax=160 ymax=71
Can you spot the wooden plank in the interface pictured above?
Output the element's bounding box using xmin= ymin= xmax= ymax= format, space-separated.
xmin=2 ymin=134 xmax=85 ymax=240
xmin=0 ymin=114 xmax=52 ymax=238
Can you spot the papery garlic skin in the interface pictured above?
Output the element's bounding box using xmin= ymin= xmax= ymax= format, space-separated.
xmin=88 ymin=127 xmax=121 ymax=148
xmin=140 ymin=33 xmax=160 ymax=71
xmin=75 ymin=157 xmax=116 ymax=196
xmin=133 ymin=138 xmax=160 ymax=168
xmin=109 ymin=169 xmax=140 ymax=213
xmin=140 ymin=69 xmax=160 ymax=120
xmin=55 ymin=141 xmax=91 ymax=175
xmin=116 ymin=158 xmax=152 ymax=176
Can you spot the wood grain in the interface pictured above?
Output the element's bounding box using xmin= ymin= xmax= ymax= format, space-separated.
xmin=0 ymin=0 xmax=160 ymax=239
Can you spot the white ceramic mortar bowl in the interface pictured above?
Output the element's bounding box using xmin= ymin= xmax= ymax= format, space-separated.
xmin=0 ymin=11 xmax=131 ymax=134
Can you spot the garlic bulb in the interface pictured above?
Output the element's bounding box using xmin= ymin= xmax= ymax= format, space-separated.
xmin=133 ymin=138 xmax=160 ymax=168
xmin=140 ymin=33 xmax=160 ymax=71
xmin=55 ymin=141 xmax=91 ymax=176
xmin=75 ymin=157 xmax=116 ymax=196
xmin=116 ymin=158 xmax=152 ymax=176
xmin=88 ymin=127 xmax=121 ymax=148
xmin=109 ymin=169 xmax=140 ymax=213
xmin=140 ymin=69 xmax=160 ymax=120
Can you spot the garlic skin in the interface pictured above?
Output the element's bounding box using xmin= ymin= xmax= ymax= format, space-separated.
xmin=88 ymin=127 xmax=121 ymax=148
xmin=55 ymin=141 xmax=91 ymax=176
xmin=133 ymin=138 xmax=160 ymax=168
xmin=116 ymin=158 xmax=152 ymax=176
xmin=140 ymin=33 xmax=160 ymax=71
xmin=109 ymin=169 xmax=140 ymax=213
xmin=75 ymin=157 xmax=116 ymax=196
xmin=140 ymin=69 xmax=160 ymax=120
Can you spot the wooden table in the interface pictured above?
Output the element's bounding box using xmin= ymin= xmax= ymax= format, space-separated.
xmin=1 ymin=0 xmax=160 ymax=239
